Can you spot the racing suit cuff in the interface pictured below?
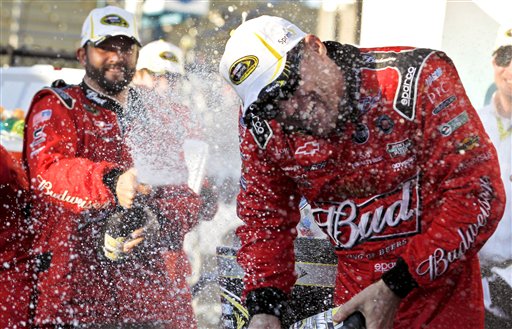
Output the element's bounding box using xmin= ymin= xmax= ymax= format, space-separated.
xmin=381 ymin=257 xmax=418 ymax=298
xmin=102 ymin=168 xmax=123 ymax=203
xmin=246 ymin=287 xmax=287 ymax=320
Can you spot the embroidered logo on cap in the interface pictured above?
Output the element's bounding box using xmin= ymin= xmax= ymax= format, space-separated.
xmin=159 ymin=51 xmax=179 ymax=63
xmin=100 ymin=14 xmax=129 ymax=28
xmin=229 ymin=55 xmax=259 ymax=85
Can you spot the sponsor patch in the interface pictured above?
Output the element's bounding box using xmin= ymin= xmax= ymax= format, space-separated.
xmin=455 ymin=135 xmax=480 ymax=152
xmin=426 ymin=67 xmax=443 ymax=87
xmin=30 ymin=126 xmax=47 ymax=150
xmin=375 ymin=114 xmax=394 ymax=134
xmin=358 ymin=89 xmax=382 ymax=116
xmin=312 ymin=174 xmax=421 ymax=249
xmin=93 ymin=119 xmax=114 ymax=133
xmin=101 ymin=14 xmax=129 ymax=28
xmin=248 ymin=114 xmax=273 ymax=149
xmin=386 ymin=138 xmax=412 ymax=158
xmin=374 ymin=261 xmax=397 ymax=273
xmin=295 ymin=141 xmax=320 ymax=156
xmin=352 ymin=123 xmax=369 ymax=144
xmin=30 ymin=146 xmax=45 ymax=158
xmin=416 ymin=177 xmax=493 ymax=281
xmin=229 ymin=56 xmax=258 ymax=85
xmin=240 ymin=175 xmax=247 ymax=191
xmin=438 ymin=111 xmax=469 ymax=137
xmin=432 ymin=95 xmax=456 ymax=115
xmin=32 ymin=109 xmax=52 ymax=126
xmin=159 ymin=51 xmax=179 ymax=63
xmin=392 ymin=155 xmax=416 ymax=172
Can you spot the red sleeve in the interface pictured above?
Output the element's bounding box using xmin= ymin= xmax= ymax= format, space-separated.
xmin=151 ymin=184 xmax=201 ymax=240
xmin=0 ymin=145 xmax=31 ymax=263
xmin=23 ymin=91 xmax=117 ymax=213
xmin=402 ymin=51 xmax=505 ymax=286
xmin=236 ymin=123 xmax=302 ymax=298
xmin=0 ymin=146 xmax=27 ymax=191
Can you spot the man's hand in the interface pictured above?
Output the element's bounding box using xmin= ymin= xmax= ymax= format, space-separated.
xmin=123 ymin=228 xmax=145 ymax=252
xmin=332 ymin=279 xmax=401 ymax=329
xmin=247 ymin=314 xmax=281 ymax=329
xmin=116 ymin=168 xmax=151 ymax=208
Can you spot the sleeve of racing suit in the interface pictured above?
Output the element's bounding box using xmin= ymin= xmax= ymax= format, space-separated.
xmin=236 ymin=122 xmax=302 ymax=318
xmin=151 ymin=184 xmax=201 ymax=245
xmin=382 ymin=51 xmax=506 ymax=295
xmin=24 ymin=92 xmax=118 ymax=213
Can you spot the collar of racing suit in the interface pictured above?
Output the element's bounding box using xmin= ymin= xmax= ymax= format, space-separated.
xmin=80 ymin=80 xmax=143 ymax=134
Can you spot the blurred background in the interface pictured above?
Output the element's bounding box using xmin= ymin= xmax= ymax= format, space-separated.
xmin=1 ymin=0 xmax=510 ymax=327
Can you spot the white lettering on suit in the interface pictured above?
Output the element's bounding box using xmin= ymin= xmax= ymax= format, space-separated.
xmin=415 ymin=176 xmax=494 ymax=281
xmin=37 ymin=175 xmax=105 ymax=209
xmin=312 ymin=176 xmax=419 ymax=249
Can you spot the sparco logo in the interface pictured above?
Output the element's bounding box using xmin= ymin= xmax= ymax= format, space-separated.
xmin=311 ymin=175 xmax=420 ymax=249
xmin=400 ymin=67 xmax=416 ymax=107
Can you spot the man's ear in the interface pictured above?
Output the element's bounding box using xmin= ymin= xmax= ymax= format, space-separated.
xmin=76 ymin=47 xmax=86 ymax=66
xmin=304 ymin=34 xmax=326 ymax=55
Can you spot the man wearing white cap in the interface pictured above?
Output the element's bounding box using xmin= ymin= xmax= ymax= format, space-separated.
xmin=478 ymin=25 xmax=512 ymax=329
xmin=22 ymin=6 xmax=205 ymax=328
xmin=219 ymin=15 xmax=506 ymax=329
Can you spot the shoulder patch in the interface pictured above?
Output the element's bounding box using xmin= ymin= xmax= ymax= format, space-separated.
xmin=42 ymin=86 xmax=76 ymax=110
xmin=368 ymin=48 xmax=435 ymax=121
xmin=248 ymin=114 xmax=273 ymax=149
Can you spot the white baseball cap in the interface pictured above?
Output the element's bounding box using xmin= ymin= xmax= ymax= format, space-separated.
xmin=136 ymin=40 xmax=185 ymax=75
xmin=81 ymin=6 xmax=141 ymax=47
xmin=494 ymin=25 xmax=512 ymax=51
xmin=219 ymin=15 xmax=306 ymax=116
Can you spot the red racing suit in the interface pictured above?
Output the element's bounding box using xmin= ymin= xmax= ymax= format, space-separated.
xmin=0 ymin=145 xmax=33 ymax=328
xmin=236 ymin=43 xmax=506 ymax=329
xmin=23 ymin=81 xmax=202 ymax=327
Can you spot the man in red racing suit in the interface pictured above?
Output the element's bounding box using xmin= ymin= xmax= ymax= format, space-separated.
xmin=22 ymin=5 xmax=207 ymax=328
xmin=219 ymin=16 xmax=506 ymax=329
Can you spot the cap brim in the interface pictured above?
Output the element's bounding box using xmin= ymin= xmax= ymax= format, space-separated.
xmin=89 ymin=33 xmax=141 ymax=47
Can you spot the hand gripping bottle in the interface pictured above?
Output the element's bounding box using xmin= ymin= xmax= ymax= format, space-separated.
xmin=290 ymin=309 xmax=365 ymax=329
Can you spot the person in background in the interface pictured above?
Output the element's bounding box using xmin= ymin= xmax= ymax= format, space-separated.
xmin=0 ymin=145 xmax=33 ymax=328
xmin=23 ymin=6 xmax=205 ymax=328
xmin=477 ymin=25 xmax=512 ymax=329
xmin=218 ymin=15 xmax=505 ymax=329
xmin=131 ymin=39 xmax=219 ymax=327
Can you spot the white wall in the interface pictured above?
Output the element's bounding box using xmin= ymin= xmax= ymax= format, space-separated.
xmin=441 ymin=1 xmax=499 ymax=108
xmin=359 ymin=0 xmax=446 ymax=49
xmin=359 ymin=0 xmax=502 ymax=109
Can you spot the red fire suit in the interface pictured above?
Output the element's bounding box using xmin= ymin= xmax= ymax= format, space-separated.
xmin=0 ymin=145 xmax=33 ymax=328
xmin=23 ymin=81 xmax=202 ymax=327
xmin=236 ymin=43 xmax=506 ymax=328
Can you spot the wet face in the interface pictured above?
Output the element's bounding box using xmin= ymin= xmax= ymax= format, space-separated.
xmin=493 ymin=45 xmax=512 ymax=99
xmin=275 ymin=35 xmax=346 ymax=137
xmin=81 ymin=36 xmax=139 ymax=95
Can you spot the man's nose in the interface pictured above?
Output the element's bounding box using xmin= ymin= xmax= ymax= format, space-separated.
xmin=107 ymin=48 xmax=123 ymax=61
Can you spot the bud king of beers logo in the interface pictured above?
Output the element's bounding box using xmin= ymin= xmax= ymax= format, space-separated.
xmin=311 ymin=175 xmax=420 ymax=249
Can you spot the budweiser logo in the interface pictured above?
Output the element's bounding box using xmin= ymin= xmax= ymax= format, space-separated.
xmin=312 ymin=175 xmax=420 ymax=249
xmin=416 ymin=176 xmax=494 ymax=281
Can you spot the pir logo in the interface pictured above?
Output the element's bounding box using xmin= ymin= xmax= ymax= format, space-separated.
xmin=311 ymin=174 xmax=421 ymax=249
xmin=229 ymin=56 xmax=258 ymax=85
xmin=100 ymin=14 xmax=129 ymax=28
